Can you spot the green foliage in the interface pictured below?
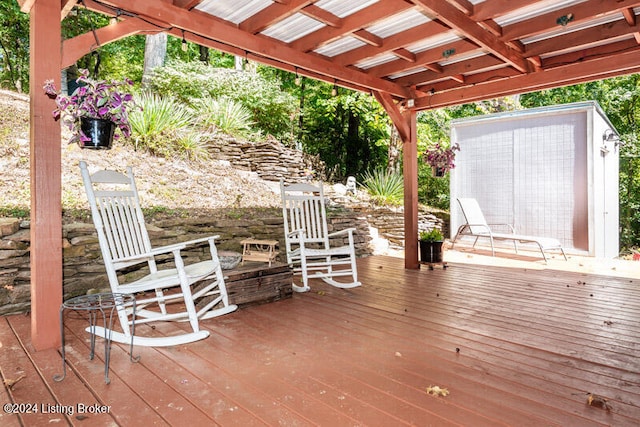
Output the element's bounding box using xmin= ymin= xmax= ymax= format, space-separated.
xmin=128 ymin=92 xmax=193 ymax=156
xmin=0 ymin=1 xmax=29 ymax=92
xmin=301 ymin=86 xmax=389 ymax=180
xmin=360 ymin=168 xmax=404 ymax=206
xmin=419 ymin=228 xmax=443 ymax=242
xmin=418 ymin=163 xmax=451 ymax=210
xmin=175 ymin=132 xmax=210 ymax=162
xmin=148 ymin=60 xmax=296 ymax=141
xmin=195 ymin=97 xmax=253 ymax=136
xmin=0 ymin=206 xmax=29 ymax=218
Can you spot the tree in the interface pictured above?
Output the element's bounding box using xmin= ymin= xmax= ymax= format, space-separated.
xmin=0 ymin=1 xmax=29 ymax=92
xmin=142 ymin=33 xmax=167 ymax=87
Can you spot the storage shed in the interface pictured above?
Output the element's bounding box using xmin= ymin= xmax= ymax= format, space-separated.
xmin=450 ymin=101 xmax=619 ymax=258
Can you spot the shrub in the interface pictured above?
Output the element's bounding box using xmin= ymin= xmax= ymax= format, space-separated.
xmin=361 ymin=168 xmax=404 ymax=206
xmin=149 ymin=60 xmax=296 ymax=141
xmin=195 ymin=97 xmax=253 ymax=136
xmin=128 ymin=92 xmax=193 ymax=155
xmin=174 ymin=131 xmax=210 ymax=162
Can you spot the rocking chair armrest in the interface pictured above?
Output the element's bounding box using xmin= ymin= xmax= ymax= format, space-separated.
xmin=149 ymin=235 xmax=220 ymax=256
xmin=287 ymin=228 xmax=305 ymax=238
xmin=328 ymin=227 xmax=355 ymax=238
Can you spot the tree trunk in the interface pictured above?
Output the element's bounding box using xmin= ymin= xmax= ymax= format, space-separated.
xmin=142 ymin=33 xmax=167 ymax=87
xmin=199 ymin=45 xmax=209 ymax=64
xmin=388 ymin=125 xmax=401 ymax=173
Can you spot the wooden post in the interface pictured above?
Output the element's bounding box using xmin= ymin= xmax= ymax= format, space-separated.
xmin=403 ymin=110 xmax=419 ymax=269
xmin=29 ymin=0 xmax=62 ymax=350
xmin=373 ymin=91 xmax=419 ymax=269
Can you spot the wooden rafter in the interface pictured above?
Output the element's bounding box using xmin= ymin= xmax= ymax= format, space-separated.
xmin=501 ymin=0 xmax=640 ymax=42
xmin=301 ymin=5 xmax=342 ymax=28
xmin=352 ymin=30 xmax=383 ymax=47
xmin=472 ymin=0 xmax=535 ymax=21
xmin=62 ymin=18 xmax=160 ymax=68
xmin=366 ymin=40 xmax=479 ymax=78
xmin=333 ymin=21 xmax=450 ymax=67
xmin=524 ymin=18 xmax=640 ymax=58
xmin=409 ymin=0 xmax=530 ymax=73
xmin=239 ymin=0 xmax=313 ymax=34
xmin=90 ymin=0 xmax=409 ymax=97
xmin=415 ymin=46 xmax=640 ymax=109
xmin=290 ymin=0 xmax=411 ymax=52
xmin=397 ymin=54 xmax=505 ymax=87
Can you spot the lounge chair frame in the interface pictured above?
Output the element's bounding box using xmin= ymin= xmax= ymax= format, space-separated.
xmin=452 ymin=198 xmax=567 ymax=262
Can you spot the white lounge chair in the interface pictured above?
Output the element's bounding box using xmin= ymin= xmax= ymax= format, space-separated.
xmin=280 ymin=179 xmax=361 ymax=292
xmin=79 ymin=161 xmax=237 ymax=347
xmin=452 ymin=198 xmax=567 ymax=262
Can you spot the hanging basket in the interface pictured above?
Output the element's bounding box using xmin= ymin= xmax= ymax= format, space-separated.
xmin=432 ymin=166 xmax=445 ymax=178
xmin=79 ymin=117 xmax=115 ymax=149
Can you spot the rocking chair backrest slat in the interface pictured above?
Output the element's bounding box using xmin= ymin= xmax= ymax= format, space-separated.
xmin=80 ymin=162 xmax=153 ymax=268
xmin=95 ymin=192 xmax=150 ymax=260
xmin=281 ymin=181 xmax=330 ymax=248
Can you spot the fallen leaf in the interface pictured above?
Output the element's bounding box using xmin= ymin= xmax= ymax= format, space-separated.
xmin=587 ymin=393 xmax=611 ymax=411
xmin=426 ymin=385 xmax=449 ymax=397
xmin=4 ymin=374 xmax=25 ymax=390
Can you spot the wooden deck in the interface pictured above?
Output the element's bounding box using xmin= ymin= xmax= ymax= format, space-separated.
xmin=1 ymin=255 xmax=639 ymax=426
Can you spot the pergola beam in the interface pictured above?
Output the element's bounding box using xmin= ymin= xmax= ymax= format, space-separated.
xmin=414 ymin=46 xmax=640 ymax=110
xmin=62 ymin=18 xmax=160 ymax=68
xmin=89 ymin=0 xmax=410 ymax=98
xmin=410 ymin=0 xmax=530 ymax=73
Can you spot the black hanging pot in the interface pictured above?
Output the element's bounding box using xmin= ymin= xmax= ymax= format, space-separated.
xmin=79 ymin=117 xmax=115 ymax=149
xmin=432 ymin=166 xmax=445 ymax=178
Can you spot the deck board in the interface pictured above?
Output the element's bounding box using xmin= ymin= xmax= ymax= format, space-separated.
xmin=0 ymin=255 xmax=638 ymax=426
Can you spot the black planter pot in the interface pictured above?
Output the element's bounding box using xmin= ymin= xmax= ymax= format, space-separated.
xmin=419 ymin=240 xmax=444 ymax=263
xmin=432 ymin=166 xmax=445 ymax=178
xmin=79 ymin=117 xmax=115 ymax=149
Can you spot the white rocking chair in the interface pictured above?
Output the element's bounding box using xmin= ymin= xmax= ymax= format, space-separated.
xmin=280 ymin=179 xmax=361 ymax=292
xmin=79 ymin=161 xmax=237 ymax=347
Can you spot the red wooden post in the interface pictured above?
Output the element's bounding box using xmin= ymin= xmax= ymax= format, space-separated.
xmin=402 ymin=110 xmax=419 ymax=269
xmin=29 ymin=0 xmax=62 ymax=350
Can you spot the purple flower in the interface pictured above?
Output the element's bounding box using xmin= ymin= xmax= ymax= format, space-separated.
xmin=42 ymin=69 xmax=138 ymax=145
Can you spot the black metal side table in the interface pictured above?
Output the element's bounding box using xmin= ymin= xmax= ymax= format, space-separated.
xmin=54 ymin=292 xmax=139 ymax=384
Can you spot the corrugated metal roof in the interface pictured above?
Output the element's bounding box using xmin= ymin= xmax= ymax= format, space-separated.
xmin=261 ymin=14 xmax=324 ymax=43
xmin=366 ymin=8 xmax=430 ymax=39
xmin=405 ymin=32 xmax=460 ymax=55
xmin=316 ymin=0 xmax=378 ymax=19
xmin=315 ymin=36 xmax=367 ymax=58
xmin=195 ymin=0 xmax=272 ymax=25
xmin=355 ymin=52 xmax=399 ymax=70
xmin=521 ymin=12 xmax=624 ymax=44
xmin=112 ymin=0 xmax=640 ymax=109
xmin=495 ymin=0 xmax=588 ymax=26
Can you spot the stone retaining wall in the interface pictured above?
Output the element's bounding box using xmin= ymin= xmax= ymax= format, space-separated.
xmin=0 ymin=208 xmax=372 ymax=315
xmin=208 ymin=135 xmax=324 ymax=182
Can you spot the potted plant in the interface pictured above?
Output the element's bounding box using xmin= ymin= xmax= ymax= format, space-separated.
xmin=43 ymin=69 xmax=137 ymax=149
xmin=419 ymin=228 xmax=444 ymax=264
xmin=423 ymin=142 xmax=460 ymax=177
